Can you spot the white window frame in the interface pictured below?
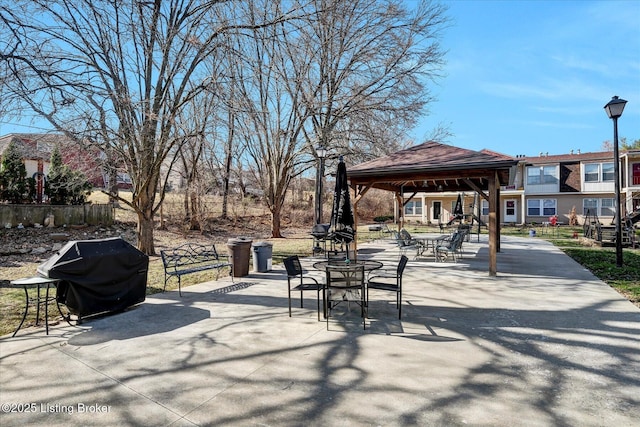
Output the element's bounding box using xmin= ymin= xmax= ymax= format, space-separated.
xmin=584 ymin=162 xmax=615 ymax=183
xmin=527 ymin=167 xmax=541 ymax=185
xmin=601 ymin=198 xmax=615 ymax=216
xmin=527 ymin=166 xmax=558 ymax=185
xmin=602 ymin=163 xmax=615 ymax=182
xmin=584 ymin=164 xmax=600 ymax=182
xmin=583 ymin=198 xmax=598 ymax=216
xmin=404 ymin=200 xmax=422 ymax=215
xmin=527 ymin=198 xmax=557 ymax=216
xmin=583 ymin=198 xmax=616 ymax=217
xmin=481 ymin=200 xmax=489 ymax=215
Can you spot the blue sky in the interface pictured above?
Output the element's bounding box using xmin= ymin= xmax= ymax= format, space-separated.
xmin=2 ymin=0 xmax=639 ymax=158
xmin=410 ymin=0 xmax=640 ymax=156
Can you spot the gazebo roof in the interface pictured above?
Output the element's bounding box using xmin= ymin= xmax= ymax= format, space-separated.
xmin=348 ymin=141 xmax=517 ymax=193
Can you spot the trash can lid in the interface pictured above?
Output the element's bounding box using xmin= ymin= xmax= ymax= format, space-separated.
xmin=227 ymin=237 xmax=253 ymax=246
xmin=228 ymin=236 xmax=252 ymax=242
xmin=252 ymin=241 xmax=273 ymax=247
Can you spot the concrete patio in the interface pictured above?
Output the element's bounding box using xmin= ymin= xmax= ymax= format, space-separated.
xmin=1 ymin=236 xmax=639 ymax=426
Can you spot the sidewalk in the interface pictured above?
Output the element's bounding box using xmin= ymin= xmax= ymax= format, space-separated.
xmin=1 ymin=236 xmax=639 ymax=426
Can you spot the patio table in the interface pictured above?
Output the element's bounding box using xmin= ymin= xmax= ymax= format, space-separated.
xmin=411 ymin=233 xmax=449 ymax=259
xmin=312 ymin=259 xmax=383 ymax=274
xmin=312 ymin=260 xmax=383 ymax=303
xmin=10 ymin=277 xmax=71 ymax=337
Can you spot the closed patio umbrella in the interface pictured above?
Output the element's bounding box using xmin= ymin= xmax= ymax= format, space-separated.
xmin=329 ymin=156 xmax=355 ymax=256
xmin=453 ymin=193 xmax=464 ymax=216
xmin=447 ymin=193 xmax=464 ymax=226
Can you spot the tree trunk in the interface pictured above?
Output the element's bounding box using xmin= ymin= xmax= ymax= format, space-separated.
xmin=271 ymin=202 xmax=283 ymax=238
xmin=190 ymin=190 xmax=200 ymax=230
xmin=183 ymin=190 xmax=191 ymax=225
xmin=221 ymin=174 xmax=230 ymax=219
xmin=137 ymin=211 xmax=155 ymax=255
xmin=108 ymin=167 xmax=120 ymax=207
xmin=136 ymin=187 xmax=156 ymax=255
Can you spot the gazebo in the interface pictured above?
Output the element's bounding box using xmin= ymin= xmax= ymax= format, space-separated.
xmin=347 ymin=141 xmax=518 ymax=275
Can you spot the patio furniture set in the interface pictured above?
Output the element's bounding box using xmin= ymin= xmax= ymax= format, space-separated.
xmin=394 ymin=226 xmax=469 ymax=262
xmin=285 ymin=252 xmax=408 ymax=330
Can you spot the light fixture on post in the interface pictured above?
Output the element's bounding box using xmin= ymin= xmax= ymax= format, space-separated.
xmin=603 ymin=95 xmax=627 ymax=267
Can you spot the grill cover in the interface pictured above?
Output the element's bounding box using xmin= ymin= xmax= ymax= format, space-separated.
xmin=37 ymin=237 xmax=148 ymax=317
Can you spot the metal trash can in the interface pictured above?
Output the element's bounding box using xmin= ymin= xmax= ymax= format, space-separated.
xmin=227 ymin=237 xmax=253 ymax=277
xmin=252 ymin=241 xmax=273 ymax=272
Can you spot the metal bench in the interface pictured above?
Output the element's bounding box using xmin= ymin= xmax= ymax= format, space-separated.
xmin=160 ymin=243 xmax=231 ymax=296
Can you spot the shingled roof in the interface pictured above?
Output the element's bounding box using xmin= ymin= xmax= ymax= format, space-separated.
xmin=347 ymin=141 xmax=517 ymax=193
xmin=0 ymin=133 xmax=74 ymax=160
xmin=520 ymin=151 xmax=614 ymax=164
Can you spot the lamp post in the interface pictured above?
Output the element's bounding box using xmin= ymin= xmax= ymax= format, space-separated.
xmin=604 ymin=95 xmax=627 ymax=267
xmin=314 ymin=145 xmax=327 ymax=225
xmin=311 ymin=145 xmax=327 ymax=254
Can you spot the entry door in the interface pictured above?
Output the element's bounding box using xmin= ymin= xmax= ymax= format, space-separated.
xmin=504 ymin=199 xmax=517 ymax=223
xmin=432 ymin=201 xmax=442 ymax=222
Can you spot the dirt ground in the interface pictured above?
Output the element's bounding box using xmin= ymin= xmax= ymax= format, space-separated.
xmin=0 ymin=215 xmax=311 ymax=281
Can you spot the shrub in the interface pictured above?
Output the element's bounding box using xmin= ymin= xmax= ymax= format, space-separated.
xmin=45 ymin=145 xmax=92 ymax=205
xmin=373 ymin=215 xmax=394 ymax=223
xmin=0 ymin=141 xmax=31 ymax=203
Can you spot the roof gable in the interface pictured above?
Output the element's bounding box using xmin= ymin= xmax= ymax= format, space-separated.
xmin=347 ymin=141 xmax=518 ymax=193
xmin=349 ymin=141 xmax=515 ymax=175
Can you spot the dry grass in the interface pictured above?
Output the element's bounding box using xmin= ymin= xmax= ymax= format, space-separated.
xmin=1 ymin=189 xmax=390 ymax=336
xmin=0 ymin=190 xmax=328 ymax=336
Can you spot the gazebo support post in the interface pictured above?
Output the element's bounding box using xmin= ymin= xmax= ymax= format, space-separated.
xmin=395 ymin=192 xmax=404 ymax=231
xmin=496 ymin=182 xmax=501 ymax=253
xmin=488 ymin=173 xmax=498 ymax=276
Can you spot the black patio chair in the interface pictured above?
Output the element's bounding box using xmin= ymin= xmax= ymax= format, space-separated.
xmin=435 ymin=231 xmax=464 ymax=262
xmin=325 ymin=264 xmax=366 ymax=330
xmin=393 ymin=229 xmax=421 ymax=259
xmin=366 ymin=255 xmax=408 ymax=319
xmin=284 ymin=255 xmax=323 ymax=321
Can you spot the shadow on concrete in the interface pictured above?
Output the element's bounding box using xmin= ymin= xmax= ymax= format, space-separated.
xmin=67 ymin=303 xmax=211 ymax=346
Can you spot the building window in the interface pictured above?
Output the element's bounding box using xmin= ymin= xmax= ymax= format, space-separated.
xmin=601 ymin=198 xmax=615 ymax=216
xmin=584 ymin=164 xmax=599 ymax=182
xmin=527 ymin=199 xmax=557 ymax=216
xmin=527 ymin=167 xmax=541 ymax=185
xmin=583 ymin=198 xmax=598 ymax=216
xmin=527 ymin=165 xmax=558 ymax=185
xmin=602 ymin=163 xmax=615 ymax=181
xmin=632 ymin=163 xmax=640 ymax=185
xmin=543 ymin=166 xmax=558 ymax=184
xmin=481 ymin=200 xmax=489 ymax=215
xmin=585 ymin=162 xmax=615 ymax=182
xmin=584 ymin=198 xmax=616 ymax=217
xmin=404 ymin=200 xmax=422 ymax=215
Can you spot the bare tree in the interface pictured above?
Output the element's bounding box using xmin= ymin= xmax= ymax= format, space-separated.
xmin=230 ymin=0 xmax=318 ymax=238
xmin=292 ymin=0 xmax=449 ymax=162
xmin=228 ymin=0 xmax=448 ymax=236
xmin=1 ymin=0 xmax=300 ymax=254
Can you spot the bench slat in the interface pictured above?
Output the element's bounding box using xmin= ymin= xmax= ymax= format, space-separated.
xmin=160 ymin=243 xmax=231 ymax=296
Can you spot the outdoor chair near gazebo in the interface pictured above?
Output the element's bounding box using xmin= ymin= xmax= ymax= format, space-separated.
xmin=325 ymin=264 xmax=366 ymax=330
xmin=393 ymin=229 xmax=423 ymax=259
xmin=435 ymin=231 xmax=465 ymax=262
xmin=284 ymin=255 xmax=323 ymax=320
xmin=366 ymin=255 xmax=408 ymax=319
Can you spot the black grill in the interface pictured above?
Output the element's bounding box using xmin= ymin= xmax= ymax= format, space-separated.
xmin=37 ymin=237 xmax=148 ymax=318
